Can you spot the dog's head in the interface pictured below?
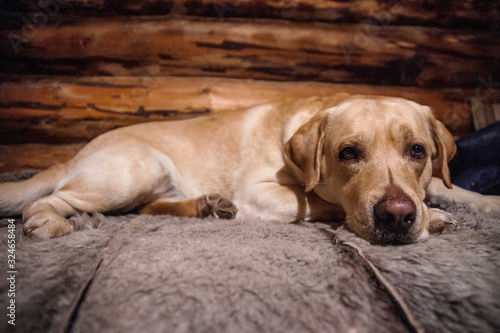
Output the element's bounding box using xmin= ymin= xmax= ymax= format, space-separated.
xmin=284 ymin=96 xmax=456 ymax=244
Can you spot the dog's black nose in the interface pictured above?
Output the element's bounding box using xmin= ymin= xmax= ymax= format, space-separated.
xmin=374 ymin=187 xmax=416 ymax=232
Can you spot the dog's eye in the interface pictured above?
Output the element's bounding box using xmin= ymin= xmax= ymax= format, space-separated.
xmin=410 ymin=145 xmax=426 ymax=160
xmin=339 ymin=146 xmax=359 ymax=161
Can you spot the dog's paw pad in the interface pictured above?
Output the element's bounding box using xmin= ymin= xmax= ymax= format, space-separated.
xmin=199 ymin=194 xmax=238 ymax=219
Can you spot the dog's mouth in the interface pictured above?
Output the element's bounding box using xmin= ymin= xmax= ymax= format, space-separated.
xmin=371 ymin=186 xmax=427 ymax=245
xmin=371 ymin=227 xmax=418 ymax=245
xmin=347 ymin=219 xmax=421 ymax=245
xmin=346 ymin=198 xmax=427 ymax=245
xmin=371 ymin=210 xmax=418 ymax=245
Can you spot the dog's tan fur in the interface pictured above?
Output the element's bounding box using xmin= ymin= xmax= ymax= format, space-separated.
xmin=1 ymin=94 xmax=499 ymax=244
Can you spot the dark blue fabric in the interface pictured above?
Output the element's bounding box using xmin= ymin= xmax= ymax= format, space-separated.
xmin=449 ymin=122 xmax=500 ymax=195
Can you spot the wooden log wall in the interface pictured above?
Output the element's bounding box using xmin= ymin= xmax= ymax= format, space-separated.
xmin=0 ymin=0 xmax=499 ymax=172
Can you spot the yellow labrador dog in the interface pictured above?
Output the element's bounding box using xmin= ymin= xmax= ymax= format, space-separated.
xmin=1 ymin=94 xmax=499 ymax=244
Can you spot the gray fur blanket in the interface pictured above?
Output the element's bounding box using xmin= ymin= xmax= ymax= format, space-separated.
xmin=1 ymin=171 xmax=499 ymax=333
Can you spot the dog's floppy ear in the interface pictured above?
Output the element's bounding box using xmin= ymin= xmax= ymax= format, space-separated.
xmin=284 ymin=112 xmax=328 ymax=192
xmin=429 ymin=113 xmax=456 ymax=189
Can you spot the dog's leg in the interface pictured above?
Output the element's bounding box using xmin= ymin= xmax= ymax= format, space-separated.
xmin=139 ymin=194 xmax=238 ymax=219
xmin=21 ymin=144 xmax=183 ymax=238
xmin=235 ymin=183 xmax=344 ymax=222
xmin=426 ymin=177 xmax=500 ymax=212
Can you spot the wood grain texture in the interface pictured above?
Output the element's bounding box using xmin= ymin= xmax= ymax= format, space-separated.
xmin=1 ymin=1 xmax=498 ymax=173
xmin=0 ymin=143 xmax=85 ymax=172
xmin=1 ymin=16 xmax=498 ymax=88
xmin=0 ymin=75 xmax=483 ymax=146
xmin=3 ymin=0 xmax=498 ymax=29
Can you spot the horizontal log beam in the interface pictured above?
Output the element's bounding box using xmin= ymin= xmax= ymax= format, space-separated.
xmin=1 ymin=16 xmax=498 ymax=88
xmin=0 ymin=75 xmax=485 ymax=147
xmin=1 ymin=0 xmax=498 ymax=30
xmin=0 ymin=143 xmax=85 ymax=173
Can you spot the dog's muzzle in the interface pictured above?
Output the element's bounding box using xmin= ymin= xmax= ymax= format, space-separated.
xmin=373 ymin=186 xmax=417 ymax=244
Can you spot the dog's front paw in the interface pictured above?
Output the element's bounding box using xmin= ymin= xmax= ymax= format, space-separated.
xmin=23 ymin=212 xmax=73 ymax=239
xmin=198 ymin=194 xmax=238 ymax=219
xmin=428 ymin=208 xmax=457 ymax=234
